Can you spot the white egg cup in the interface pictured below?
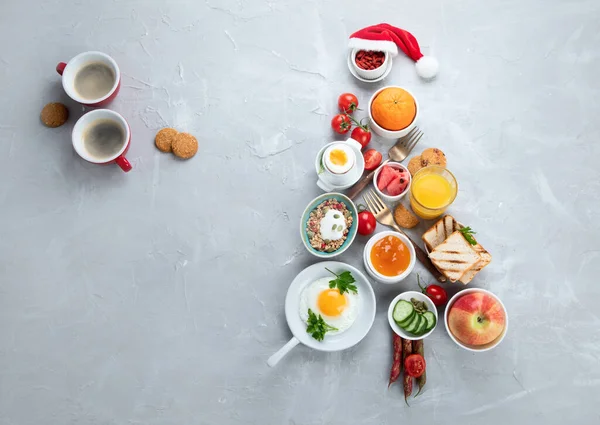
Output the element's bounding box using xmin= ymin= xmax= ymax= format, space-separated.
xmin=316 ymin=139 xmax=364 ymax=192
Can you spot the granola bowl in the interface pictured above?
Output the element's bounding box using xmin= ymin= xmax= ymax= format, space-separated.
xmin=300 ymin=193 xmax=358 ymax=259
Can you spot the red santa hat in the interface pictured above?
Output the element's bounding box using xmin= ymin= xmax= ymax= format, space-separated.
xmin=348 ymin=23 xmax=439 ymax=79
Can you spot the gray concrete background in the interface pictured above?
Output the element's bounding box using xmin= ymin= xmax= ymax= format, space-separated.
xmin=1 ymin=0 xmax=599 ymax=424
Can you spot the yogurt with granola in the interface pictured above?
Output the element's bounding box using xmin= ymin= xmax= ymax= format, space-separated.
xmin=306 ymin=199 xmax=353 ymax=252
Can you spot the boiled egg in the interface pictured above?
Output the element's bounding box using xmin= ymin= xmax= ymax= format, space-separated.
xmin=299 ymin=277 xmax=360 ymax=334
xmin=324 ymin=144 xmax=355 ymax=174
xmin=319 ymin=209 xmax=346 ymax=241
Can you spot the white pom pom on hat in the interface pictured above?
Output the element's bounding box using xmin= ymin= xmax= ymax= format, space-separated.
xmin=348 ymin=23 xmax=438 ymax=79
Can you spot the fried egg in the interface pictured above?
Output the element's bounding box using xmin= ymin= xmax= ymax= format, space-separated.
xmin=299 ymin=277 xmax=360 ymax=334
xmin=324 ymin=144 xmax=355 ymax=174
xmin=319 ymin=209 xmax=347 ymax=241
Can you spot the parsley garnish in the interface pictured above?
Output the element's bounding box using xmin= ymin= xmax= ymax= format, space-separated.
xmin=326 ymin=268 xmax=358 ymax=295
xmin=306 ymin=309 xmax=338 ymax=341
xmin=459 ymin=227 xmax=477 ymax=245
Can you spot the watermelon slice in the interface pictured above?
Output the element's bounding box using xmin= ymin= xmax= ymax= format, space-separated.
xmin=386 ymin=175 xmax=409 ymax=196
xmin=377 ymin=165 xmax=400 ymax=191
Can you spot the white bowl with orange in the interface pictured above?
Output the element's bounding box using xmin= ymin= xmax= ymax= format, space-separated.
xmin=363 ymin=231 xmax=415 ymax=284
xmin=444 ymin=288 xmax=508 ymax=352
xmin=368 ymin=86 xmax=419 ymax=142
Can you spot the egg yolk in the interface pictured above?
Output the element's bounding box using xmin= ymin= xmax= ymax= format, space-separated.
xmin=370 ymin=235 xmax=411 ymax=276
xmin=317 ymin=289 xmax=347 ymax=317
xmin=329 ymin=149 xmax=348 ymax=166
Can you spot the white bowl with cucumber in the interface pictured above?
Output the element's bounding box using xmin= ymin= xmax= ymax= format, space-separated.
xmin=388 ymin=291 xmax=438 ymax=340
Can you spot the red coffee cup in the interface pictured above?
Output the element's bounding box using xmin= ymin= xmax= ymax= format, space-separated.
xmin=56 ymin=51 xmax=121 ymax=107
xmin=72 ymin=109 xmax=132 ymax=172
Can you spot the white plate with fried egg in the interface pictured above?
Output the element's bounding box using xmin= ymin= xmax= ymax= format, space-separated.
xmin=267 ymin=261 xmax=376 ymax=367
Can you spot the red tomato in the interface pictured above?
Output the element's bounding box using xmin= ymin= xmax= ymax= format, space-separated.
xmin=363 ymin=149 xmax=383 ymax=171
xmin=418 ymin=277 xmax=448 ymax=306
xmin=357 ymin=210 xmax=376 ymax=235
xmin=351 ymin=127 xmax=371 ymax=149
xmin=404 ymin=354 xmax=426 ymax=378
xmin=331 ymin=114 xmax=352 ymax=134
xmin=338 ymin=93 xmax=359 ymax=114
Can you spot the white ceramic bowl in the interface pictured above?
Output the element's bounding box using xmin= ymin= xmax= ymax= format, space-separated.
xmin=350 ymin=49 xmax=390 ymax=80
xmin=368 ymin=86 xmax=419 ymax=143
xmin=388 ymin=291 xmax=438 ymax=340
xmin=363 ymin=231 xmax=416 ymax=284
xmin=373 ymin=162 xmax=412 ymax=203
xmin=444 ymin=288 xmax=509 ymax=352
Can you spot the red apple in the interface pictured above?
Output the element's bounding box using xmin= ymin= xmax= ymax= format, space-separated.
xmin=448 ymin=292 xmax=506 ymax=346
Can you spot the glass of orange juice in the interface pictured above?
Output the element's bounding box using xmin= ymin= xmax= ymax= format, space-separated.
xmin=409 ymin=166 xmax=458 ymax=219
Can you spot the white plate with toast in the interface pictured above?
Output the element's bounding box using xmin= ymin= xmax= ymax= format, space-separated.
xmin=422 ymin=215 xmax=491 ymax=284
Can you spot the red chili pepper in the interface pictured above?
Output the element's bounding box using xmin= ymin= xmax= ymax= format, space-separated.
xmin=389 ymin=332 xmax=402 ymax=387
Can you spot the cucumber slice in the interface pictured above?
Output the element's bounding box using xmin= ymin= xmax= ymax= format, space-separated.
xmin=397 ymin=310 xmax=416 ymax=328
xmin=423 ymin=311 xmax=437 ymax=332
xmin=413 ymin=316 xmax=428 ymax=335
xmin=404 ymin=312 xmax=421 ymax=333
xmin=392 ymin=300 xmax=414 ymax=324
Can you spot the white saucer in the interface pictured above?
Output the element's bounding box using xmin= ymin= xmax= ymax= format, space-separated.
xmin=347 ymin=52 xmax=393 ymax=83
xmin=315 ymin=142 xmax=365 ymax=192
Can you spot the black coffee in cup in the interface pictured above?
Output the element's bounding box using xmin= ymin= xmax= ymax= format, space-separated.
xmin=82 ymin=119 xmax=125 ymax=160
xmin=74 ymin=62 xmax=115 ymax=100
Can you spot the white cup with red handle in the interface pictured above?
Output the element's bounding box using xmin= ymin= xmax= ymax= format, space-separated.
xmin=56 ymin=51 xmax=121 ymax=107
xmin=72 ymin=109 xmax=132 ymax=172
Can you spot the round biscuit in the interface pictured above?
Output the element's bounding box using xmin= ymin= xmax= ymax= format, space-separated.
xmin=393 ymin=203 xmax=420 ymax=229
xmin=421 ymin=148 xmax=447 ymax=168
xmin=172 ymin=132 xmax=198 ymax=159
xmin=407 ymin=156 xmax=423 ymax=176
xmin=41 ymin=103 xmax=69 ymax=128
xmin=155 ymin=128 xmax=178 ymax=153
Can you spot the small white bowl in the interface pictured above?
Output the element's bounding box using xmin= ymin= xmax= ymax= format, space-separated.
xmin=368 ymin=86 xmax=419 ymax=144
xmin=388 ymin=291 xmax=438 ymax=340
xmin=373 ymin=162 xmax=412 ymax=203
xmin=350 ymin=49 xmax=390 ymax=80
xmin=444 ymin=288 xmax=509 ymax=352
xmin=363 ymin=231 xmax=416 ymax=284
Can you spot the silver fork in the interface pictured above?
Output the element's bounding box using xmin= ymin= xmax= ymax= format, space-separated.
xmin=347 ymin=127 xmax=423 ymax=200
xmin=363 ymin=189 xmax=446 ymax=283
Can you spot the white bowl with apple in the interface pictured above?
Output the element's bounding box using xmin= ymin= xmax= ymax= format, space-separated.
xmin=444 ymin=288 xmax=508 ymax=352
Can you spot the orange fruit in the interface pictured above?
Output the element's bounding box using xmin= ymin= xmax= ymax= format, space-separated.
xmin=371 ymin=88 xmax=416 ymax=131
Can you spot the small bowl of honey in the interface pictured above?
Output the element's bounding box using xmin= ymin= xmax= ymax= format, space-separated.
xmin=363 ymin=231 xmax=416 ymax=284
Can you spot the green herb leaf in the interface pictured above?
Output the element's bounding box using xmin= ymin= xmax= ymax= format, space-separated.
xmin=318 ymin=151 xmax=325 ymax=174
xmin=459 ymin=227 xmax=478 ymax=245
xmin=326 ymin=268 xmax=358 ymax=295
xmin=306 ymin=308 xmax=338 ymax=341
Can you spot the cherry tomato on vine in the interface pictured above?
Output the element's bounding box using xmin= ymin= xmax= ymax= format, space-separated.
xmin=338 ymin=93 xmax=359 ymax=114
xmin=331 ymin=114 xmax=352 ymax=134
xmin=351 ymin=126 xmax=372 ymax=149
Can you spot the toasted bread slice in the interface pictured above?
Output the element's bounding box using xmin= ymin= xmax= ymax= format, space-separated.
xmin=429 ymin=231 xmax=481 ymax=282
xmin=422 ymin=215 xmax=456 ymax=251
xmin=459 ymin=246 xmax=492 ymax=284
